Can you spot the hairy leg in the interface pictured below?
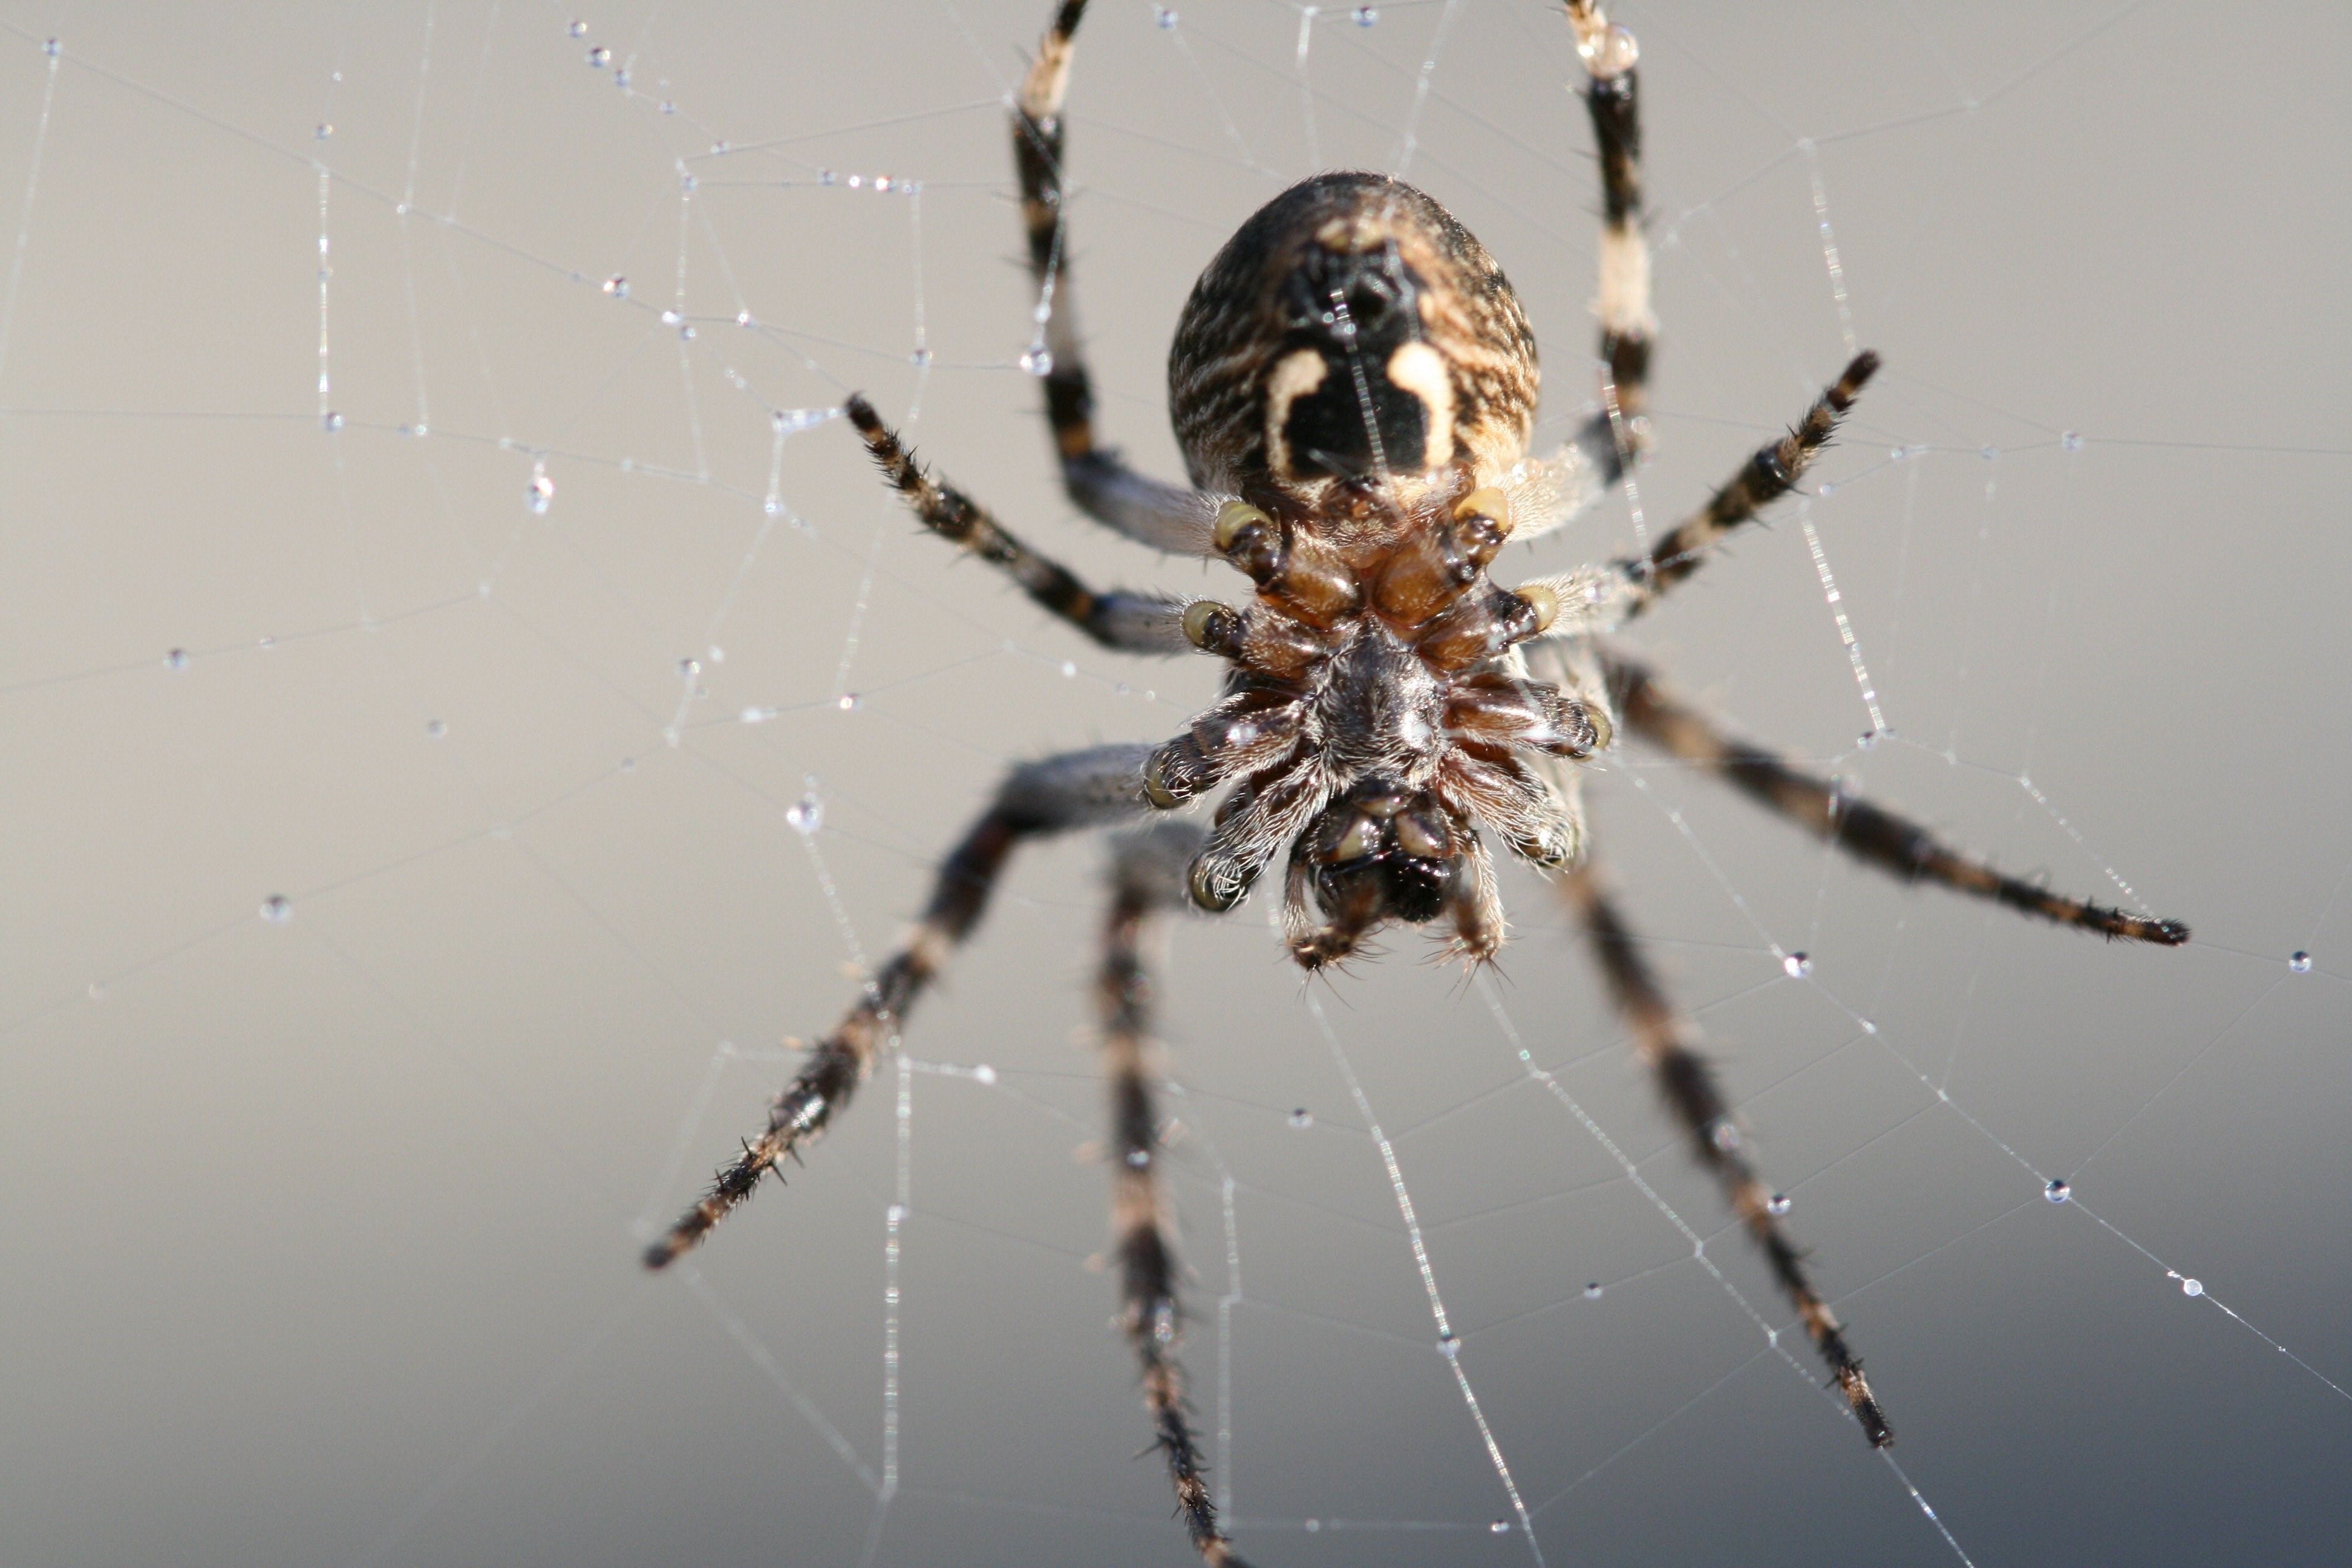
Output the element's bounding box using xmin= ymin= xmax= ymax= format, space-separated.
xmin=645 ymin=745 xmax=1153 ymax=1269
xmin=1524 ymin=352 xmax=1881 ymax=633
xmin=1601 ymin=647 xmax=2189 ymax=944
xmin=1097 ymin=824 xmax=1250 ymax=1566
xmin=1567 ymin=0 xmax=1653 ymax=475
xmin=1011 ymin=0 xmax=1218 ymax=555
xmin=1561 ymin=859 xmax=1894 ymax=1446
xmin=1503 ymin=1 xmax=1656 ymax=545
xmin=846 ymin=397 xmax=1194 ymax=653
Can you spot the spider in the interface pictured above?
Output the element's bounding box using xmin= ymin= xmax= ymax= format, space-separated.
xmin=645 ymin=3 xmax=2188 ymax=1561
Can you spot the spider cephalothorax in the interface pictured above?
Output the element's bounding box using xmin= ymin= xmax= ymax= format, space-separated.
xmin=1144 ymin=478 xmax=1603 ymax=967
xmin=649 ymin=5 xmax=2189 ymax=1560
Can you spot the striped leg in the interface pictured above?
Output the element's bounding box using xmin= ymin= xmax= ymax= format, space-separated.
xmin=845 ymin=397 xmax=1192 ymax=653
xmin=1098 ymin=825 xmax=1249 ymax=1566
xmin=1601 ymin=647 xmax=2190 ymax=944
xmin=1524 ymin=353 xmax=1881 ymax=635
xmin=644 ymin=745 xmax=1154 ymax=1270
xmin=1505 ymin=1 xmax=1656 ymax=546
xmin=1013 ymin=0 xmax=1217 ymax=557
xmin=1570 ymin=1 xmax=1653 ymax=482
xmin=1560 ymin=860 xmax=1895 ymax=1447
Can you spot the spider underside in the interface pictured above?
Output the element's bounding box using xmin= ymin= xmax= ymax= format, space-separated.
xmin=644 ymin=5 xmax=2188 ymax=1562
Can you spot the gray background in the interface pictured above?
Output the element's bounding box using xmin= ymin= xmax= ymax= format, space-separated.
xmin=5 ymin=2 xmax=2349 ymax=1564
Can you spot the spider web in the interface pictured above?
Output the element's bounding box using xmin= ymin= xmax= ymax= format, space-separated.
xmin=5 ymin=2 xmax=2350 ymax=1564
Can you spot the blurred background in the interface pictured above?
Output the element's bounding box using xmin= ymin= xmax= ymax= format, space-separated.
xmin=4 ymin=2 xmax=2348 ymax=1564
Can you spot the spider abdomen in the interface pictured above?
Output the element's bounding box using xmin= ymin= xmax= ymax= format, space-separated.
xmin=1170 ymin=171 xmax=1539 ymax=512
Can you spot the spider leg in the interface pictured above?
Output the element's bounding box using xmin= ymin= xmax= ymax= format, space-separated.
xmin=1012 ymin=0 xmax=1217 ymax=556
xmin=644 ymin=744 xmax=1154 ymax=1270
xmin=1098 ymin=823 xmax=1252 ymax=1567
xmin=1560 ymin=858 xmax=1895 ymax=1448
xmin=1569 ymin=0 xmax=1653 ymax=479
xmin=846 ymin=397 xmax=1194 ymax=653
xmin=1521 ymin=352 xmax=1880 ymax=634
xmin=1598 ymin=647 xmax=2190 ymax=944
xmin=1500 ymin=2 xmax=1655 ymax=549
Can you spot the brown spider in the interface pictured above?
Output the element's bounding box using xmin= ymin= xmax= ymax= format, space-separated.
xmin=645 ymin=4 xmax=2186 ymax=1561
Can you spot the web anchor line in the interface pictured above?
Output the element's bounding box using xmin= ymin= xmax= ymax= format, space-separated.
xmin=1308 ymin=994 xmax=1547 ymax=1566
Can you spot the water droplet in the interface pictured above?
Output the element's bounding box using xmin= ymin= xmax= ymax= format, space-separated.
xmin=1353 ymin=5 xmax=1379 ymax=22
xmin=1709 ymin=1119 xmax=1741 ymax=1152
xmin=2289 ymin=950 xmax=2313 ymax=973
xmin=786 ymin=789 xmax=823 ymax=837
xmin=528 ymin=466 xmax=555 ymax=514
xmin=44 ymin=37 xmax=60 ymax=56
xmin=772 ymin=407 xmax=831 ymax=435
xmin=818 ymin=169 xmax=837 ymax=186
xmin=735 ymin=309 xmax=753 ymax=327
xmin=1302 ymin=1519 xmax=1321 ymax=1535
xmin=260 ymin=895 xmax=293 ymax=925
xmin=321 ymin=410 xmax=344 ymax=432
xmin=256 ymin=635 xmax=276 ymax=652
xmin=972 ymin=1064 xmax=999 ymax=1086
xmin=163 ymin=648 xmax=189 ymax=671
xmin=2181 ymin=1277 xmax=2204 ymax=1298
xmin=1767 ymin=1192 xmax=1792 ymax=1217
xmin=660 ymin=309 xmax=681 ymax=327
xmin=603 ymin=274 xmax=628 ymax=298
xmin=676 ymin=656 xmax=701 ymax=680
xmin=1125 ymin=1148 xmax=1151 ymax=1168
xmin=315 ymin=123 xmax=333 ymax=140
xmin=567 ymin=18 xmax=588 ymax=37
xmin=886 ymin=1203 xmax=907 ymax=1224
xmin=1489 ymin=1520 xmax=1511 ymax=1535
xmin=2045 ymin=1178 xmax=2071 ymax=1203
xmin=1856 ymin=728 xmax=1878 ymax=750
xmin=1782 ymin=952 xmax=1812 ymax=978
xmin=1287 ymin=1108 xmax=1313 ymax=1129
xmin=837 ymin=692 xmax=860 ymax=712
xmin=1979 ymin=444 xmax=1997 ymax=462
xmin=739 ymin=706 xmax=776 ymax=725
xmin=1154 ymin=5 xmax=1178 ymax=27
xmin=1437 ymin=1330 xmax=1460 ymax=1359
xmin=1583 ymin=1281 xmax=1602 ymax=1300
xmin=910 ymin=346 xmax=933 ymax=367
xmin=587 ymin=45 xmax=610 ymax=67
xmin=613 ymin=68 xmax=630 ymax=88
xmin=1059 ymin=660 xmax=1077 ymax=678
xmin=2061 ymin=430 xmax=2085 ymax=452
xmin=763 ymin=498 xmax=784 ymax=517
xmin=87 ymin=981 xmax=106 ymax=1002
xmin=425 ymin=719 xmax=447 ymax=739
xmin=1018 ymin=345 xmax=1053 ymax=376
